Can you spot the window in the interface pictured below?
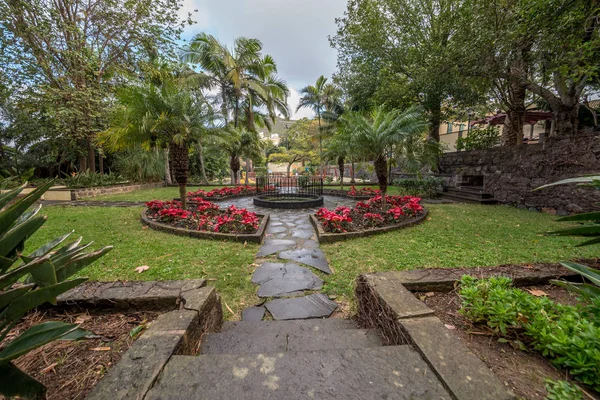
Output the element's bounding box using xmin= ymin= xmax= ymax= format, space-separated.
xmin=459 ymin=124 xmax=465 ymax=132
xmin=447 ymin=122 xmax=453 ymax=133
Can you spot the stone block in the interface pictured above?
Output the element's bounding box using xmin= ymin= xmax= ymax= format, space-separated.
xmin=401 ymin=316 xmax=515 ymax=400
xmin=363 ymin=274 xmax=434 ymax=319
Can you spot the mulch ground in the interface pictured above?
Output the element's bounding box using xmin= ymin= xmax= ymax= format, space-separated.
xmin=416 ymin=285 xmax=587 ymax=400
xmin=7 ymin=309 xmax=160 ymax=400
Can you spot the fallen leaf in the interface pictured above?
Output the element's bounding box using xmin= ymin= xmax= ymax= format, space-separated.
xmin=527 ymin=289 xmax=548 ymax=297
xmin=135 ymin=265 xmax=150 ymax=273
xmin=142 ymin=226 xmax=148 ymax=230
xmin=90 ymin=347 xmax=111 ymax=351
xmin=425 ymin=292 xmax=435 ymax=298
xmin=75 ymin=315 xmax=92 ymax=324
xmin=444 ymin=324 xmax=456 ymax=330
xmin=224 ymin=301 xmax=235 ymax=315
xmin=41 ymin=363 xmax=58 ymax=374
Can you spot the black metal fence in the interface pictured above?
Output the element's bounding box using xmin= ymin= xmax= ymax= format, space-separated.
xmin=256 ymin=175 xmax=323 ymax=199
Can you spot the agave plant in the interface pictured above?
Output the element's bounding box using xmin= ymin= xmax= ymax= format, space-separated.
xmin=0 ymin=180 xmax=112 ymax=398
xmin=536 ymin=175 xmax=600 ymax=299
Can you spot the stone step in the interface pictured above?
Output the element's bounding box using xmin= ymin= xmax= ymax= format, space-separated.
xmin=440 ymin=192 xmax=498 ymax=205
xmin=446 ymin=187 xmax=492 ymax=198
xmin=200 ymin=327 xmax=382 ymax=355
xmin=146 ymin=346 xmax=451 ymax=400
xmin=221 ymin=318 xmax=359 ymax=335
xmin=264 ymin=293 xmax=338 ymax=320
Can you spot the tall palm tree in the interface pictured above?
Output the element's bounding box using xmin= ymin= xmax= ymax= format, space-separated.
xmin=100 ymin=78 xmax=221 ymax=208
xmin=323 ymin=137 xmax=350 ymax=190
xmin=297 ymin=76 xmax=330 ymax=175
xmin=221 ymin=128 xmax=263 ymax=186
xmin=338 ymin=105 xmax=428 ymax=194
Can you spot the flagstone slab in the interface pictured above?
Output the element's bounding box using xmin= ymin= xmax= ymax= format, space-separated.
xmin=252 ymin=263 xmax=323 ymax=298
xmin=241 ymin=306 xmax=265 ymax=321
xmin=291 ymin=229 xmax=314 ymax=239
xmin=264 ymin=294 xmax=338 ymax=320
xmin=278 ymin=248 xmax=331 ymax=274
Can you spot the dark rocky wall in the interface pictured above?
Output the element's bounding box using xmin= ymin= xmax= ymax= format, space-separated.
xmin=439 ymin=134 xmax=600 ymax=214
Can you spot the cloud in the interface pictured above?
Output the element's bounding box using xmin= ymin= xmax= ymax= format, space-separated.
xmin=288 ymin=87 xmax=314 ymax=119
xmin=179 ymin=0 xmax=347 ymax=90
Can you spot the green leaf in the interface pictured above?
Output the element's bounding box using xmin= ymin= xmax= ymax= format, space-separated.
xmin=0 ymin=285 xmax=34 ymax=311
xmin=557 ymin=212 xmax=600 ymax=222
xmin=56 ymin=246 xmax=113 ymax=282
xmin=26 ymin=231 xmax=73 ymax=259
xmin=575 ymin=236 xmax=600 ymax=247
xmin=559 ymin=262 xmax=600 ymax=286
xmin=0 ymin=215 xmax=47 ymax=259
xmin=0 ymin=180 xmax=54 ymax=236
xmin=0 ymin=278 xmax=87 ymax=322
xmin=547 ymin=225 xmax=600 ymax=237
xmin=535 ymin=176 xmax=600 ymax=190
xmin=13 ymin=204 xmax=42 ymax=228
xmin=50 ymin=241 xmax=94 ymax=269
xmin=0 ymin=257 xmax=48 ymax=290
xmin=0 ymin=321 xmax=85 ymax=362
xmin=0 ymin=255 xmax=15 ymax=274
xmin=0 ymin=186 xmax=25 ymax=210
xmin=28 ymin=261 xmax=57 ymax=288
xmin=550 ymin=280 xmax=600 ymax=299
xmin=0 ymin=362 xmax=46 ymax=399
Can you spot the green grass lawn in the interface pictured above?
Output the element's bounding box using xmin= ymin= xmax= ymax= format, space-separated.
xmin=320 ymin=203 xmax=598 ymax=299
xmin=26 ymin=206 xmax=258 ymax=319
xmin=27 ymin=202 xmax=598 ymax=319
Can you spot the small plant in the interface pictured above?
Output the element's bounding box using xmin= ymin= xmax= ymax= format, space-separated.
xmin=458 ymin=275 xmax=600 ymax=390
xmin=455 ymin=126 xmax=500 ymax=151
xmin=0 ymin=180 xmax=112 ymax=398
xmin=545 ymin=379 xmax=584 ymax=400
xmin=394 ymin=176 xmax=443 ymax=198
xmin=62 ymin=170 xmax=126 ymax=188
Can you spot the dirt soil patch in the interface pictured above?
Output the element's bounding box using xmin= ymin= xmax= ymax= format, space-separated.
xmin=8 ymin=309 xmax=160 ymax=400
xmin=416 ymin=285 xmax=585 ymax=400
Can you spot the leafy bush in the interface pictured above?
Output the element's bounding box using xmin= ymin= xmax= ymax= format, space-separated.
xmin=455 ymin=126 xmax=500 ymax=151
xmin=458 ymin=275 xmax=600 ymax=390
xmin=114 ymin=148 xmax=164 ymax=183
xmin=62 ymin=170 xmax=126 ymax=188
xmin=394 ymin=176 xmax=443 ymax=198
xmin=0 ymin=180 xmax=112 ymax=398
xmin=545 ymin=379 xmax=583 ymax=400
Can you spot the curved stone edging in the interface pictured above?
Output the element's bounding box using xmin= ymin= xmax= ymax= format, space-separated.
xmin=140 ymin=210 xmax=269 ymax=243
xmin=253 ymin=196 xmax=324 ymax=209
xmin=309 ymin=209 xmax=429 ymax=244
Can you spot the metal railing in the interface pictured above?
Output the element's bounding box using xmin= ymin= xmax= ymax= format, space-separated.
xmin=256 ymin=175 xmax=323 ymax=199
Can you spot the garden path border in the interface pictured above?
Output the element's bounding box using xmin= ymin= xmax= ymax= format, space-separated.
xmin=309 ymin=209 xmax=429 ymax=243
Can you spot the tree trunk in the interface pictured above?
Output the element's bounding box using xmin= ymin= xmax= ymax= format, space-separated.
xmin=230 ymin=155 xmax=240 ymax=186
xmin=98 ymin=152 xmax=104 ymax=174
xmin=350 ymin=161 xmax=355 ymax=184
xmin=427 ymin=100 xmax=441 ymax=142
xmin=338 ymin=157 xmax=345 ymax=190
xmin=169 ymin=142 xmax=189 ymax=209
xmin=78 ymin=154 xmax=87 ymax=172
xmin=244 ymin=158 xmax=250 ymax=185
xmin=87 ymin=139 xmax=96 ymax=173
xmin=286 ymin=164 xmax=291 ymax=176
xmin=553 ymin=103 xmax=580 ymax=137
xmin=163 ymin=148 xmax=173 ymax=185
xmin=374 ymin=154 xmax=388 ymax=195
xmin=198 ymin=145 xmax=208 ymax=185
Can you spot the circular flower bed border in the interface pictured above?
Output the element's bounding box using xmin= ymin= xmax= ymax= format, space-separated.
xmin=309 ymin=209 xmax=428 ymax=243
xmin=253 ymin=195 xmax=324 ymax=209
xmin=140 ymin=209 xmax=269 ymax=243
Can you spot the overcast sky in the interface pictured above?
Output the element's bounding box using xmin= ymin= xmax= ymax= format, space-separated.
xmin=179 ymin=0 xmax=348 ymax=119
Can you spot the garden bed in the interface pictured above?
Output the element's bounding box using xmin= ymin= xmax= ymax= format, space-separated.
xmin=310 ymin=194 xmax=428 ymax=243
xmin=10 ymin=309 xmax=160 ymax=400
xmin=44 ymin=182 xmax=164 ymax=201
xmin=187 ymin=186 xmax=257 ymax=201
xmin=141 ymin=199 xmax=268 ymax=243
xmin=418 ymin=286 xmax=584 ymax=400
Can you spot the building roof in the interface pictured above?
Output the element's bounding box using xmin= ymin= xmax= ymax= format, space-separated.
xmin=472 ymin=111 xmax=553 ymax=126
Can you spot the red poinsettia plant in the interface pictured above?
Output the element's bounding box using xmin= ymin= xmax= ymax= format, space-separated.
xmin=347 ymin=186 xmax=381 ymax=197
xmin=145 ymin=198 xmax=260 ymax=234
xmin=315 ymin=195 xmax=424 ymax=233
xmin=188 ymin=186 xmax=256 ymax=199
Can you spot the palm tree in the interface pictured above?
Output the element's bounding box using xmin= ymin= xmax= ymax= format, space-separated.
xmin=338 ymin=105 xmax=428 ymax=194
xmin=323 ymin=137 xmax=349 ymax=190
xmin=100 ymin=78 xmax=221 ymax=208
xmin=221 ymin=128 xmax=263 ymax=186
xmin=297 ymin=76 xmax=329 ymax=175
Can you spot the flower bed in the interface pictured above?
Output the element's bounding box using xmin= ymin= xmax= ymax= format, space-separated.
xmin=187 ymin=186 xmax=256 ymax=200
xmin=141 ymin=198 xmax=268 ymax=243
xmin=311 ymin=195 xmax=428 ymax=243
xmin=347 ymin=185 xmax=381 ymax=198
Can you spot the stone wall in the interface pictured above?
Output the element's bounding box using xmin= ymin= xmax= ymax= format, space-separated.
xmin=439 ymin=134 xmax=600 ymax=214
xmin=71 ymin=182 xmax=163 ymax=200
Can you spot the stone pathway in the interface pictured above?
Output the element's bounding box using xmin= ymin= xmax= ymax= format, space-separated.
xmin=215 ymin=196 xmax=357 ymax=321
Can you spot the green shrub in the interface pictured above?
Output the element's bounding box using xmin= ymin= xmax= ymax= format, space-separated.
xmin=62 ymin=170 xmax=126 ymax=188
xmin=114 ymin=149 xmax=164 ymax=183
xmin=455 ymin=126 xmax=500 ymax=151
xmin=458 ymin=275 xmax=600 ymax=390
xmin=545 ymin=379 xmax=584 ymax=400
xmin=394 ymin=176 xmax=443 ymax=198
xmin=0 ymin=180 xmax=112 ymax=398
